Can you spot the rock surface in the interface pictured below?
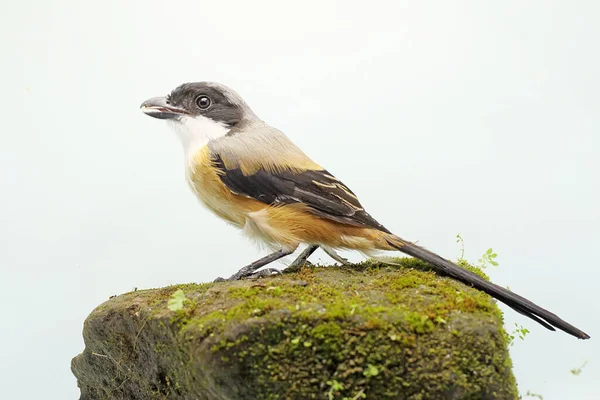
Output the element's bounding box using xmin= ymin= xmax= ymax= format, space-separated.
xmin=71 ymin=259 xmax=518 ymax=400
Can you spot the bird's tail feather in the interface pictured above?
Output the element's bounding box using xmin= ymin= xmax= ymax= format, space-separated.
xmin=385 ymin=236 xmax=590 ymax=340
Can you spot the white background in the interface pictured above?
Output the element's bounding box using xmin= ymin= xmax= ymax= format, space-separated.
xmin=3 ymin=1 xmax=599 ymax=398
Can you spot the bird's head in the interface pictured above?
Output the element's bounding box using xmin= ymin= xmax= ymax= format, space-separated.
xmin=140 ymin=82 xmax=255 ymax=146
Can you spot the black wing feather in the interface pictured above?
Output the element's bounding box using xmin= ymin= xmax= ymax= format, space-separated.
xmin=213 ymin=155 xmax=389 ymax=232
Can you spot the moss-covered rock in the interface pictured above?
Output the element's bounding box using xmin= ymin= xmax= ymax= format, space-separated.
xmin=71 ymin=259 xmax=518 ymax=400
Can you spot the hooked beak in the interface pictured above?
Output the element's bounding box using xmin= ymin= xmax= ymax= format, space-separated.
xmin=140 ymin=96 xmax=190 ymax=120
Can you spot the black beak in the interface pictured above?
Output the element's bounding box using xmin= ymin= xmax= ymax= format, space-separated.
xmin=140 ymin=96 xmax=190 ymax=120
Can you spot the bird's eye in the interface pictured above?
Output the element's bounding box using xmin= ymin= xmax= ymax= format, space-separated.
xmin=195 ymin=95 xmax=212 ymax=110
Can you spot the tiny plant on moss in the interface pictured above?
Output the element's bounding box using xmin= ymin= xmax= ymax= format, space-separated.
xmin=326 ymin=380 xmax=344 ymax=400
xmin=524 ymin=390 xmax=544 ymax=399
xmin=514 ymin=323 xmax=530 ymax=340
xmin=570 ymin=361 xmax=588 ymax=376
xmin=507 ymin=323 xmax=530 ymax=346
xmin=363 ymin=364 xmax=379 ymax=378
xmin=478 ymin=248 xmax=499 ymax=269
xmin=456 ymin=233 xmax=465 ymax=260
xmin=455 ymin=234 xmax=498 ymax=269
xmin=167 ymin=289 xmax=187 ymax=312
xmin=348 ymin=389 xmax=366 ymax=400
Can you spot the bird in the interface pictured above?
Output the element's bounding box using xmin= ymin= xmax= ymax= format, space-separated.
xmin=140 ymin=81 xmax=590 ymax=340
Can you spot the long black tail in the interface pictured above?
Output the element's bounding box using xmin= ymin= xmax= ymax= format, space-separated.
xmin=388 ymin=239 xmax=590 ymax=339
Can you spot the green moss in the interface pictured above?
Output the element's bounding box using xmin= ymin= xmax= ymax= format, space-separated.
xmin=72 ymin=258 xmax=517 ymax=400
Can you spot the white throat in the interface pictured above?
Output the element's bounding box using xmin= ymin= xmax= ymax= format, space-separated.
xmin=167 ymin=115 xmax=230 ymax=162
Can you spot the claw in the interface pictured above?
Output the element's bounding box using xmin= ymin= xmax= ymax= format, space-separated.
xmin=245 ymin=268 xmax=282 ymax=280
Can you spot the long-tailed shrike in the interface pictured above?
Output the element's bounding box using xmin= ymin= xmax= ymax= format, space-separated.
xmin=141 ymin=82 xmax=589 ymax=340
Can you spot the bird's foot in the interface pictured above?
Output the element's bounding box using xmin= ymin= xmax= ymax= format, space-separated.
xmin=213 ymin=268 xmax=282 ymax=282
xmin=213 ymin=248 xmax=294 ymax=282
xmin=245 ymin=268 xmax=282 ymax=280
xmin=283 ymin=260 xmax=314 ymax=274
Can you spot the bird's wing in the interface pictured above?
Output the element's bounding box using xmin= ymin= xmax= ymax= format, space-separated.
xmin=212 ymin=154 xmax=390 ymax=232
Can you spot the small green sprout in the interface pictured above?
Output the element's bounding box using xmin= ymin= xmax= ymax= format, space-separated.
xmin=570 ymin=361 xmax=588 ymax=376
xmin=524 ymin=390 xmax=544 ymax=399
xmin=326 ymin=380 xmax=344 ymax=400
xmin=456 ymin=233 xmax=465 ymax=260
xmin=478 ymin=248 xmax=499 ymax=269
xmin=167 ymin=289 xmax=187 ymax=312
xmin=363 ymin=364 xmax=379 ymax=377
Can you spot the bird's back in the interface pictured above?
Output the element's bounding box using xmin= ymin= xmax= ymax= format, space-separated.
xmin=207 ymin=119 xmax=323 ymax=175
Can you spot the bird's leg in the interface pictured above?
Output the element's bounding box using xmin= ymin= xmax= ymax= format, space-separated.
xmin=216 ymin=248 xmax=295 ymax=282
xmin=246 ymin=245 xmax=320 ymax=279
xmin=286 ymin=244 xmax=319 ymax=269
xmin=214 ymin=245 xmax=350 ymax=282
xmin=321 ymin=246 xmax=351 ymax=266
xmin=284 ymin=245 xmax=349 ymax=273
xmin=248 ymin=245 xmax=320 ymax=278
